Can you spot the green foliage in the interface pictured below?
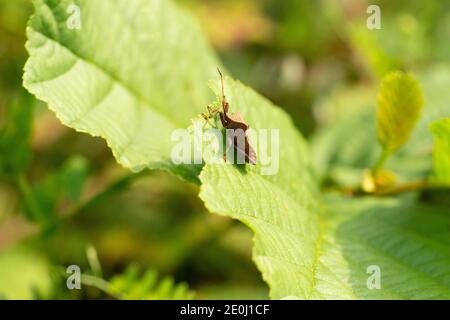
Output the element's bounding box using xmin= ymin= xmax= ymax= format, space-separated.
xmin=21 ymin=156 xmax=88 ymax=230
xmin=23 ymin=0 xmax=221 ymax=182
xmin=108 ymin=265 xmax=194 ymax=300
xmin=376 ymin=71 xmax=424 ymax=157
xmin=81 ymin=265 xmax=195 ymax=300
xmin=320 ymin=196 xmax=450 ymax=299
xmin=430 ymin=119 xmax=450 ymax=184
xmin=199 ymin=77 xmax=321 ymax=299
xmin=21 ymin=0 xmax=450 ymax=300
xmin=312 ymin=67 xmax=450 ymax=187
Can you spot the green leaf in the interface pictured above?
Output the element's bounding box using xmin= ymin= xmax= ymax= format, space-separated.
xmin=21 ymin=155 xmax=88 ymax=229
xmin=376 ymin=71 xmax=424 ymax=155
xmin=0 ymin=245 xmax=51 ymax=299
xmin=23 ymin=0 xmax=220 ymax=181
xmin=430 ymin=118 xmax=450 ymax=185
xmin=200 ymin=78 xmax=450 ymax=299
xmin=91 ymin=265 xmax=195 ymax=300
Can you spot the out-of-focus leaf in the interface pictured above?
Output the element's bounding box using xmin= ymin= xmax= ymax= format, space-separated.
xmin=312 ymin=66 xmax=450 ymax=186
xmin=0 ymin=0 xmax=32 ymax=91
xmin=22 ymin=155 xmax=88 ymax=228
xmin=376 ymin=71 xmax=424 ymax=155
xmin=348 ymin=1 xmax=450 ymax=78
xmin=0 ymin=246 xmax=51 ymax=299
xmin=430 ymin=118 xmax=450 ymax=185
xmin=105 ymin=265 xmax=195 ymax=300
xmin=0 ymin=93 xmax=33 ymax=178
xmin=23 ymin=0 xmax=221 ymax=182
xmin=200 ymin=77 xmax=450 ymax=299
xmin=198 ymin=284 xmax=268 ymax=300
xmin=312 ymin=108 xmax=379 ymax=186
xmin=311 ymin=85 xmax=379 ymax=184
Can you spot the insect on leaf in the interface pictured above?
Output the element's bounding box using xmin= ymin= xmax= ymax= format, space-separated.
xmin=216 ymin=70 xmax=256 ymax=165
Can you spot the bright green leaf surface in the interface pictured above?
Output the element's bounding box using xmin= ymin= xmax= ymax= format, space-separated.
xmin=23 ymin=0 xmax=450 ymax=300
xmin=200 ymin=77 xmax=322 ymax=299
xmin=377 ymin=71 xmax=424 ymax=154
xmin=200 ymin=78 xmax=450 ymax=299
xmin=430 ymin=118 xmax=450 ymax=184
xmin=23 ymin=0 xmax=220 ymax=180
xmin=21 ymin=155 xmax=88 ymax=229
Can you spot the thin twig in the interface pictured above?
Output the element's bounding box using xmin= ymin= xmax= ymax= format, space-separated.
xmin=373 ymin=180 xmax=449 ymax=196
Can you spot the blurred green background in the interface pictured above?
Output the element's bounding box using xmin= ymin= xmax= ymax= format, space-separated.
xmin=0 ymin=0 xmax=449 ymax=299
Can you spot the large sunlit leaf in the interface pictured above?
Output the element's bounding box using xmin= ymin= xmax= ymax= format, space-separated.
xmin=0 ymin=246 xmax=51 ymax=299
xmin=80 ymin=264 xmax=195 ymax=300
xmin=430 ymin=118 xmax=450 ymax=185
xmin=23 ymin=0 xmax=450 ymax=300
xmin=319 ymin=196 xmax=450 ymax=299
xmin=23 ymin=0 xmax=220 ymax=181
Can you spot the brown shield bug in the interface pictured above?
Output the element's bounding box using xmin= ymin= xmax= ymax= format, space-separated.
xmin=213 ymin=69 xmax=256 ymax=165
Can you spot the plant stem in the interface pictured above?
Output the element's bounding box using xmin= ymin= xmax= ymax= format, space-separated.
xmin=373 ymin=147 xmax=390 ymax=175
xmin=373 ymin=180 xmax=448 ymax=196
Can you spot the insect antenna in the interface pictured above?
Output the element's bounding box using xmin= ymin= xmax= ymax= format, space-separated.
xmin=217 ymin=68 xmax=228 ymax=113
